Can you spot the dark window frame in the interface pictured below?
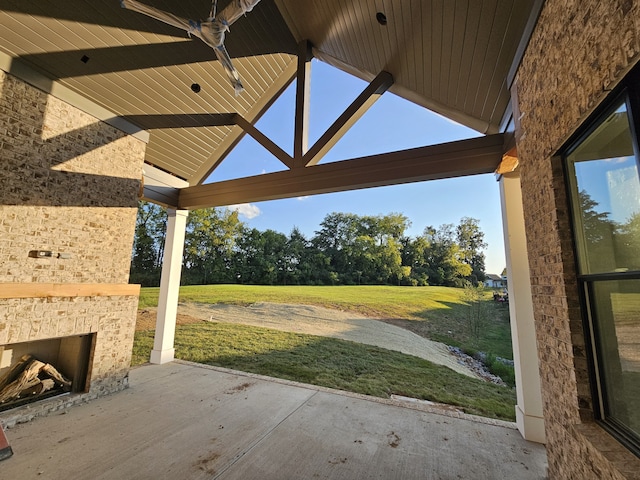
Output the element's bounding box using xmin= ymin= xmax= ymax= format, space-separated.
xmin=561 ymin=66 xmax=640 ymax=458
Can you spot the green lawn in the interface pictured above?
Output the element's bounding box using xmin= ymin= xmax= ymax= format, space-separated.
xmin=138 ymin=284 xmax=513 ymax=358
xmin=138 ymin=284 xmax=464 ymax=317
xmin=132 ymin=321 xmax=516 ymax=421
xmin=135 ymin=285 xmax=516 ymax=419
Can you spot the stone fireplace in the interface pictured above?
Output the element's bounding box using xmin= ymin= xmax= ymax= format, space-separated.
xmin=0 ymin=68 xmax=146 ymax=424
xmin=0 ymin=334 xmax=94 ymax=410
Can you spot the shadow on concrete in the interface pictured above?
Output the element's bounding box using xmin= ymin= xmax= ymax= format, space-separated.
xmin=0 ymin=362 xmax=548 ymax=479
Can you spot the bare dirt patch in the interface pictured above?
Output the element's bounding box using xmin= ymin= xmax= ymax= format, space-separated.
xmin=137 ymin=302 xmax=481 ymax=379
xmin=135 ymin=309 xmax=204 ymax=331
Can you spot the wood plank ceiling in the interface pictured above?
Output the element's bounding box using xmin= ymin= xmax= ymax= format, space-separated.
xmin=277 ymin=0 xmax=533 ymax=134
xmin=0 ymin=0 xmax=536 ymax=187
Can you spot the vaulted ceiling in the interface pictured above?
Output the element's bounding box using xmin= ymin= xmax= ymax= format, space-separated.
xmin=0 ymin=1 xmax=538 ymax=200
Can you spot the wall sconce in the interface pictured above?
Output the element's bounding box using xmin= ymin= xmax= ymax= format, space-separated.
xmin=29 ymin=250 xmax=72 ymax=259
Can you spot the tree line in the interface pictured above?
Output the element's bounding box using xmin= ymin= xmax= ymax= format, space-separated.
xmin=130 ymin=201 xmax=488 ymax=287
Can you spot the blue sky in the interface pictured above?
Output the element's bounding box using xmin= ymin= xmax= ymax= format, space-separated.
xmin=208 ymin=60 xmax=506 ymax=274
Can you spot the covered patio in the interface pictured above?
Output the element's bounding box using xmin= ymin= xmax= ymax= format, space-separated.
xmin=0 ymin=0 xmax=546 ymax=444
xmin=3 ymin=1 xmax=640 ymax=478
xmin=1 ymin=361 xmax=546 ymax=479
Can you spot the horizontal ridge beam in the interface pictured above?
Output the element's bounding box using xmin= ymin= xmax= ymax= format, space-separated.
xmin=179 ymin=134 xmax=504 ymax=209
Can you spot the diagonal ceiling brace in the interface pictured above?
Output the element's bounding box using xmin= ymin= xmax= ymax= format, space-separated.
xmin=191 ymin=59 xmax=298 ymax=184
xmin=302 ymin=70 xmax=394 ymax=167
xmin=234 ymin=114 xmax=294 ymax=169
xmin=224 ymin=66 xmax=394 ymax=174
xmin=162 ymin=58 xmax=391 ymax=181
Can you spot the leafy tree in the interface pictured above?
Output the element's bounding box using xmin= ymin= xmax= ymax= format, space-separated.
xmin=349 ymin=234 xmax=377 ymax=284
xmin=233 ymin=226 xmax=260 ymax=284
xmin=364 ymin=235 xmax=405 ymax=284
xmin=577 ymin=190 xmax=618 ymax=272
xmin=361 ymin=213 xmax=410 ymax=246
xmin=283 ymin=227 xmax=309 ymax=285
xmin=313 ymin=212 xmax=360 ymax=276
xmin=259 ymin=229 xmax=289 ymax=285
xmin=130 ymin=201 xmax=167 ymax=286
xmin=301 ymin=248 xmax=333 ymax=285
xmin=616 ymin=211 xmax=640 ymax=270
xmin=234 ymin=228 xmax=288 ymax=285
xmin=182 ymin=207 xmax=244 ymax=284
xmin=422 ymin=224 xmax=472 ymax=286
xmin=130 ymin=205 xmax=493 ymax=289
xmin=456 ymin=217 xmax=487 ymax=284
xmin=579 ymin=190 xmax=617 ymax=244
xmin=312 ymin=212 xmax=410 ymax=285
xmin=402 ymin=235 xmax=430 ymax=286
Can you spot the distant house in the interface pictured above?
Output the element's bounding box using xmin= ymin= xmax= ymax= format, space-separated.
xmin=485 ymin=274 xmax=505 ymax=288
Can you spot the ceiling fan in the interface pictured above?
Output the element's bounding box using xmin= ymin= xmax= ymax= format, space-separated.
xmin=121 ymin=0 xmax=262 ymax=95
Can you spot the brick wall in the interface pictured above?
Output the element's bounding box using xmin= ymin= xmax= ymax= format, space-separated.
xmin=0 ymin=69 xmax=145 ymax=414
xmin=514 ymin=0 xmax=640 ymax=478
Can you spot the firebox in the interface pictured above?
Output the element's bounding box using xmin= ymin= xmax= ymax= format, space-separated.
xmin=0 ymin=334 xmax=94 ymax=411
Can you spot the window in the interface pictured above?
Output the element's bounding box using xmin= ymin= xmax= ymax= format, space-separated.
xmin=564 ymin=83 xmax=640 ymax=454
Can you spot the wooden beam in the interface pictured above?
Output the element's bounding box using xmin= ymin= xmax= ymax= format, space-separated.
xmin=235 ymin=115 xmax=294 ymax=169
xmin=122 ymin=113 xmax=236 ymax=130
xmin=302 ymin=70 xmax=394 ymax=167
xmin=189 ymin=60 xmax=298 ymax=184
xmin=0 ymin=283 xmax=141 ymax=299
xmin=294 ymin=40 xmax=313 ymax=166
xmin=142 ymin=184 xmax=180 ymax=209
xmin=179 ymin=134 xmax=504 ymax=209
xmin=142 ymin=164 xmax=189 ymax=208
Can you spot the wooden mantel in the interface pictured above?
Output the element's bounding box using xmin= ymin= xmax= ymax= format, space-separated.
xmin=0 ymin=284 xmax=141 ymax=299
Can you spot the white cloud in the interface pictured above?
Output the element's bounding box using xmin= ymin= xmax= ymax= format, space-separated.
xmin=603 ymin=157 xmax=632 ymax=164
xmin=227 ymin=203 xmax=262 ymax=219
xmin=296 ymin=196 xmax=310 ymax=201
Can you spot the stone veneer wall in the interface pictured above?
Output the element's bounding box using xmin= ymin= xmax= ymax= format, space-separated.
xmin=514 ymin=0 xmax=640 ymax=478
xmin=0 ymin=70 xmax=145 ymax=407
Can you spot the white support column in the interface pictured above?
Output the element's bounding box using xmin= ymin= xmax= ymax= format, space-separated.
xmin=499 ymin=171 xmax=546 ymax=443
xmin=150 ymin=209 xmax=188 ymax=364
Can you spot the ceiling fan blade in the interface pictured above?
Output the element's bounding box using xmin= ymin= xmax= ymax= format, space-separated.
xmin=120 ymin=0 xmax=261 ymax=94
xmin=120 ymin=0 xmax=191 ymax=33
xmin=216 ymin=0 xmax=261 ymax=27
xmin=214 ymin=44 xmax=244 ymax=95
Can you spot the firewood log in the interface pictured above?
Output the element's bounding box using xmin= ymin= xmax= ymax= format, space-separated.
xmin=0 ymin=354 xmax=34 ymax=391
xmin=41 ymin=364 xmax=72 ymax=389
xmin=19 ymin=381 xmax=45 ymax=398
xmin=18 ymin=378 xmax=55 ymax=398
xmin=39 ymin=378 xmax=55 ymax=393
xmin=0 ymin=359 xmax=45 ymax=403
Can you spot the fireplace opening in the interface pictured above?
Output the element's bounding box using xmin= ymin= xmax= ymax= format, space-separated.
xmin=0 ymin=334 xmax=94 ymax=411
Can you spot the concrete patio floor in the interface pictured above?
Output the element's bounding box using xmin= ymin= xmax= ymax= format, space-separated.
xmin=1 ymin=361 xmax=547 ymax=479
